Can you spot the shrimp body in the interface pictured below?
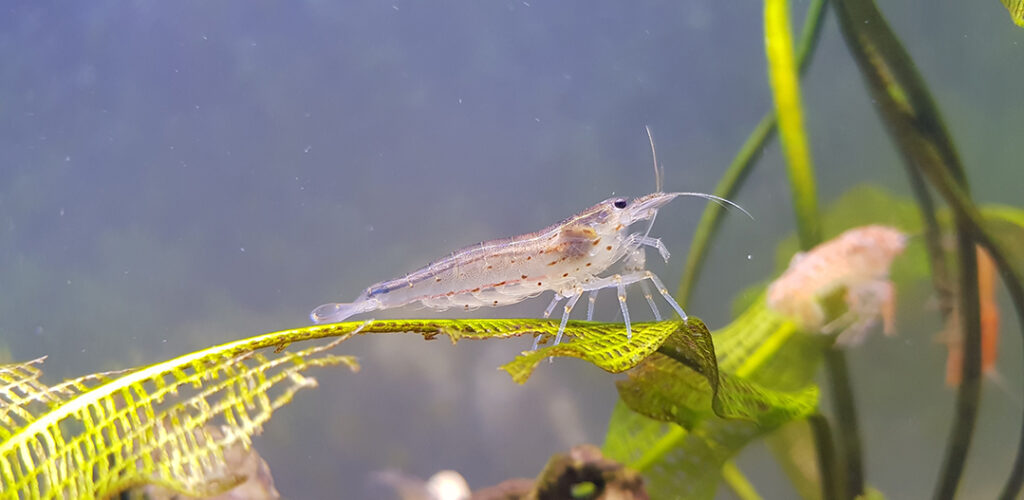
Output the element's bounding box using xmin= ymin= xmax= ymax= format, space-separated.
xmin=765 ymin=225 xmax=908 ymax=344
xmin=312 ymin=191 xmax=743 ymax=346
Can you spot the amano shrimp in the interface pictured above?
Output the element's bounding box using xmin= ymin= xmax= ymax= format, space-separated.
xmin=311 ymin=190 xmax=748 ymax=348
xmin=765 ymin=225 xmax=909 ymax=345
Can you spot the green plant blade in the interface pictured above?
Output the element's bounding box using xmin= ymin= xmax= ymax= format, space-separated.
xmin=618 ymin=353 xmax=818 ymax=429
xmin=0 ymin=336 xmax=359 ymax=498
xmin=1001 ymin=0 xmax=1024 ymax=26
xmin=603 ymin=298 xmax=825 ymax=500
xmin=1 ymin=317 xmax=707 ymax=498
xmin=501 ymin=320 xmax=699 ymax=384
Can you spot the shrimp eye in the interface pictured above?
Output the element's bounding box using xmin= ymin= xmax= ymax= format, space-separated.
xmin=613 ymin=199 xmax=628 ymax=209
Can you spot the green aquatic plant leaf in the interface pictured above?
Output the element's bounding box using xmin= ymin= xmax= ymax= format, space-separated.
xmin=604 ymin=299 xmax=827 ymax=500
xmin=0 ymin=318 xmax=697 ymax=498
xmin=617 ymin=353 xmax=818 ymax=429
xmin=502 ymin=320 xmax=698 ymax=384
xmin=0 ymin=332 xmax=360 ymax=499
xmin=1001 ymin=0 xmax=1024 ymax=26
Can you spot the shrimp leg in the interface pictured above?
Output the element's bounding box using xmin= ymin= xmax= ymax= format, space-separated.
xmin=543 ymin=294 xmax=561 ymax=318
xmin=553 ymin=291 xmax=583 ymax=346
xmin=619 ymin=233 xmax=671 ymax=263
xmin=620 ymin=246 xmax=662 ymax=320
xmin=646 ymin=271 xmax=687 ymax=320
xmin=533 ymin=294 xmax=564 ymax=350
xmin=586 ymin=290 xmax=599 ymax=321
xmin=578 ymin=270 xmax=688 ymax=340
xmin=640 ymin=281 xmax=662 ymax=321
xmin=617 ymin=279 xmax=632 ymax=340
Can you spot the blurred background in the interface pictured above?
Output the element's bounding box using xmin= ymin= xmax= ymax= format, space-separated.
xmin=0 ymin=1 xmax=1020 ymax=497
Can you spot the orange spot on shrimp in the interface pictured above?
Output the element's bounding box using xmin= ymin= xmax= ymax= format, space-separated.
xmin=592 ymin=238 xmax=602 ymax=246
xmin=435 ymin=277 xmax=442 ymax=282
xmin=586 ymin=263 xmax=592 ymax=267
xmin=526 ymin=256 xmax=532 ymax=261
xmin=493 ymin=300 xmax=499 ymax=305
xmin=471 ymin=287 xmax=480 ymax=293
xmin=495 ymin=281 xmax=507 ymax=287
xmin=562 ymin=273 xmax=569 ymax=277
xmin=548 ymin=260 xmax=558 ymax=266
xmin=606 ymin=245 xmax=613 ymax=251
xmin=537 ymin=282 xmax=543 ymax=286
xmin=521 ymin=274 xmax=528 ymax=279
xmin=486 ymin=265 xmax=493 ymax=270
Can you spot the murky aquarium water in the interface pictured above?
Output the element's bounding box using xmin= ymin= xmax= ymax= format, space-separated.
xmin=1 ymin=1 xmax=1021 ymax=499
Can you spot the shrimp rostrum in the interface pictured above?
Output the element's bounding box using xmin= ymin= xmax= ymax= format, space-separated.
xmin=311 ymin=191 xmax=748 ymax=348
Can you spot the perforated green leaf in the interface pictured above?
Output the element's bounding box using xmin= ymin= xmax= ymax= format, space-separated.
xmin=0 ymin=332 xmax=359 ymax=499
xmin=0 ymin=318 xmax=687 ymax=498
xmin=501 ymin=320 xmax=699 ymax=384
xmin=1001 ymin=0 xmax=1024 ymax=27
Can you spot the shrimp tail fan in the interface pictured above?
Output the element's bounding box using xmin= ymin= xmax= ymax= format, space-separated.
xmin=311 ymin=298 xmax=381 ymax=324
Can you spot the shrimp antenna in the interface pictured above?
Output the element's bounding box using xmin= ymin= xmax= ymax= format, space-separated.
xmin=645 ymin=125 xmax=663 ymax=193
xmin=644 ymin=125 xmax=663 ymax=238
xmin=673 ymin=191 xmax=756 ymax=221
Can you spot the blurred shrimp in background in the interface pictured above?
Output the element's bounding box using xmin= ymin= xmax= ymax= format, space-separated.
xmin=941 ymin=246 xmax=1001 ymax=387
xmin=766 ymin=225 xmax=909 ymax=345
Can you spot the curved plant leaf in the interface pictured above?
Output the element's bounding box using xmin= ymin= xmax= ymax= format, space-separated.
xmin=604 ymin=298 xmax=826 ymax=500
xmin=0 ymin=318 xmax=694 ymax=498
xmin=617 ymin=353 xmax=818 ymax=429
xmin=1001 ymin=0 xmax=1024 ymax=27
xmin=0 ymin=333 xmax=359 ymax=499
xmin=501 ymin=320 xmax=688 ymax=384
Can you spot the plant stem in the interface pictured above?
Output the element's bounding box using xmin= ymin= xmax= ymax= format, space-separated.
xmin=722 ymin=461 xmax=764 ymax=500
xmin=764 ymin=0 xmax=821 ymax=250
xmin=823 ymin=349 xmax=863 ymax=498
xmin=808 ymin=414 xmax=840 ymax=500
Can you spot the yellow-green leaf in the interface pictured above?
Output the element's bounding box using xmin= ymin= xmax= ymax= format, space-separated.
xmin=1002 ymin=0 xmax=1024 ymax=26
xmin=502 ymin=320 xmax=692 ymax=384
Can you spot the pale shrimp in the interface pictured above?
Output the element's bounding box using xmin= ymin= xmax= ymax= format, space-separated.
xmin=311 ymin=191 xmax=748 ymax=348
xmin=765 ymin=225 xmax=908 ymax=345
xmin=312 ymin=127 xmax=751 ymax=348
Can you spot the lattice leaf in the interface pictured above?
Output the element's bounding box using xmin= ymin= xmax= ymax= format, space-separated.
xmin=0 ymin=325 xmax=365 ymax=499
xmin=501 ymin=319 xmax=699 ymax=384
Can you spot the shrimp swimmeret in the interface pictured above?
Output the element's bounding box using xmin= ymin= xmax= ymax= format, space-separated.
xmin=311 ymin=191 xmax=749 ymax=348
xmin=766 ymin=225 xmax=909 ymax=345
